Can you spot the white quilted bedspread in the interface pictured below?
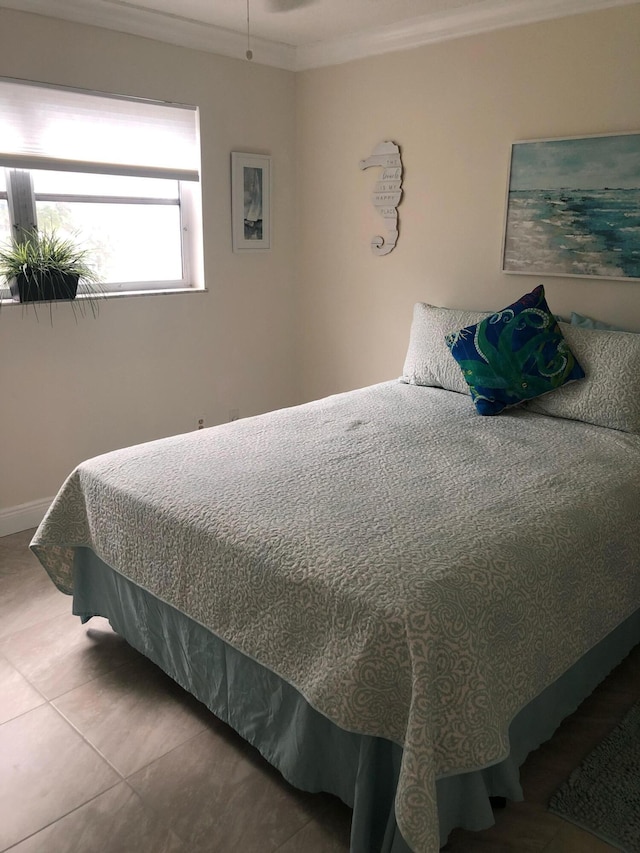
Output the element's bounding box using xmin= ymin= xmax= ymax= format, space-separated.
xmin=32 ymin=381 xmax=640 ymax=853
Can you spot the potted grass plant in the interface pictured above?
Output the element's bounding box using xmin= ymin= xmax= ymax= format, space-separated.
xmin=0 ymin=228 xmax=101 ymax=305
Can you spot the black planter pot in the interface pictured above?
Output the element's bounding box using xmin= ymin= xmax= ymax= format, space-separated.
xmin=9 ymin=271 xmax=80 ymax=303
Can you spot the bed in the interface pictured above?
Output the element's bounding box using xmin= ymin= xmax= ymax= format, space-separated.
xmin=31 ymin=291 xmax=640 ymax=853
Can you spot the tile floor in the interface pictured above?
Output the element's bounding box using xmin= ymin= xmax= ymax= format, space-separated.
xmin=1 ymin=528 xmax=638 ymax=852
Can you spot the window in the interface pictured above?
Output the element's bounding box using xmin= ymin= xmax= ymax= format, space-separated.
xmin=8 ymin=169 xmax=186 ymax=289
xmin=0 ymin=78 xmax=203 ymax=298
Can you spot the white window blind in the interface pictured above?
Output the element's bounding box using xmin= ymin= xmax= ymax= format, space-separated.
xmin=0 ymin=78 xmax=200 ymax=182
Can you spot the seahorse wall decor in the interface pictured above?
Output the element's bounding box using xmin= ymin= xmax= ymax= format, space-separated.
xmin=359 ymin=141 xmax=403 ymax=255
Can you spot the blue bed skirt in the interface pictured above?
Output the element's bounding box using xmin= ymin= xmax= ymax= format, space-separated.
xmin=71 ymin=548 xmax=640 ymax=852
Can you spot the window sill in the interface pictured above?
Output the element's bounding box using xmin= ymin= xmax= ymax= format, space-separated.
xmin=92 ymin=286 xmax=208 ymax=300
xmin=0 ymin=286 xmax=207 ymax=306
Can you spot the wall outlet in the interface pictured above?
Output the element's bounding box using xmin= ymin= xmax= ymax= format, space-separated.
xmin=229 ymin=408 xmax=240 ymax=422
xmin=196 ymin=417 xmax=205 ymax=430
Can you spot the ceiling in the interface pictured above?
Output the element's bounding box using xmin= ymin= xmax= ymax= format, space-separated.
xmin=1 ymin=0 xmax=637 ymax=69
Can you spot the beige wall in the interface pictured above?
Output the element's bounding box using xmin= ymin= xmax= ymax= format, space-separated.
xmin=296 ymin=5 xmax=640 ymax=401
xmin=0 ymin=9 xmax=297 ymax=518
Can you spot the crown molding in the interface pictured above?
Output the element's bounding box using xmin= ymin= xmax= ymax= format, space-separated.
xmin=294 ymin=0 xmax=640 ymax=70
xmin=0 ymin=0 xmax=298 ymax=69
xmin=1 ymin=0 xmax=637 ymax=72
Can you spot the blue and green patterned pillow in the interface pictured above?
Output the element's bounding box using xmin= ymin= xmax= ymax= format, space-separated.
xmin=445 ymin=285 xmax=585 ymax=416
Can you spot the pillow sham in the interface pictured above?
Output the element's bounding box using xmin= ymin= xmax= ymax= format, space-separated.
xmin=571 ymin=312 xmax=632 ymax=333
xmin=401 ymin=303 xmax=489 ymax=394
xmin=526 ymin=323 xmax=640 ymax=434
xmin=445 ymin=285 xmax=585 ymax=416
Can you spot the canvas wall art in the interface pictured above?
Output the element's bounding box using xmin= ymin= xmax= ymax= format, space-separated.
xmin=502 ymin=133 xmax=640 ymax=281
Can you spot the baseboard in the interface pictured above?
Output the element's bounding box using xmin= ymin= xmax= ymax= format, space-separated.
xmin=0 ymin=497 xmax=53 ymax=537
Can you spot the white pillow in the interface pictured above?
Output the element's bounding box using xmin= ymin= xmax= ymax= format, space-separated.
xmin=525 ymin=323 xmax=640 ymax=434
xmin=401 ymin=303 xmax=489 ymax=394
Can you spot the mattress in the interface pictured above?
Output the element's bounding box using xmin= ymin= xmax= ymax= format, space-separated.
xmin=32 ymin=381 xmax=640 ymax=852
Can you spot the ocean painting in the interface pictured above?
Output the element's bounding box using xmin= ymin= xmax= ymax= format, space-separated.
xmin=503 ymin=133 xmax=640 ymax=280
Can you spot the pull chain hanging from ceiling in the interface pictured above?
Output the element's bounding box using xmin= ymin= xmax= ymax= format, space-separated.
xmin=246 ymin=0 xmax=253 ymax=60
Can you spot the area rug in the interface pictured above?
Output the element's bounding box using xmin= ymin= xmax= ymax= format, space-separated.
xmin=548 ymin=701 xmax=640 ymax=852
